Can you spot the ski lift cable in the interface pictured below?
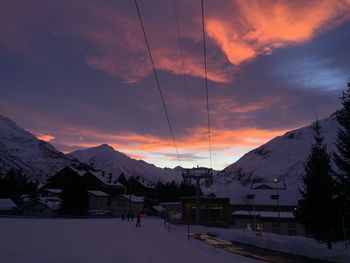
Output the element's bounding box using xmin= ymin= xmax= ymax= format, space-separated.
xmin=172 ymin=0 xmax=196 ymax=148
xmin=134 ymin=0 xmax=182 ymax=166
xmin=201 ymin=0 xmax=213 ymax=169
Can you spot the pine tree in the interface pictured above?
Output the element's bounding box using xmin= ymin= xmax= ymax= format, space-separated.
xmin=296 ymin=120 xmax=337 ymax=249
xmin=334 ymin=80 xmax=350 ymax=221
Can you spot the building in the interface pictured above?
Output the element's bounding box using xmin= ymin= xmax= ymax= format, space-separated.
xmin=120 ymin=175 xmax=155 ymax=197
xmin=42 ymin=166 xmax=126 ymax=197
xmin=0 ymin=198 xmax=18 ymax=214
xmin=181 ymin=197 xmax=230 ymax=227
xmin=22 ymin=197 xmax=61 ymax=217
xmin=36 ymin=188 xmax=62 ymax=198
xmin=231 ymin=210 xmax=305 ymax=236
xmin=88 ymin=190 xmax=109 ymax=210
xmin=226 ymin=183 xmax=305 ymax=236
xmin=109 ymin=195 xmax=144 ymax=217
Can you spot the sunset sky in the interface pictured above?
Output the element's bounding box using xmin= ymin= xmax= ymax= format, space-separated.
xmin=1 ymin=0 xmax=350 ymax=170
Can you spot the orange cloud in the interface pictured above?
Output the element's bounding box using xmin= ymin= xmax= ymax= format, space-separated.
xmin=37 ymin=133 xmax=55 ymax=142
xmin=67 ymin=3 xmax=233 ymax=84
xmin=59 ymin=126 xmax=287 ymax=157
xmin=206 ymin=0 xmax=350 ymax=65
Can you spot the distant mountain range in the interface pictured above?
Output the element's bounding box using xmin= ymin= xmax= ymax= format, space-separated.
xmin=214 ymin=114 xmax=338 ymax=198
xmin=0 ymin=115 xmax=181 ymax=183
xmin=69 ymin=144 xmax=181 ymax=183
xmin=0 ymin=115 xmax=80 ymax=182
xmin=0 ymin=114 xmax=339 ymax=192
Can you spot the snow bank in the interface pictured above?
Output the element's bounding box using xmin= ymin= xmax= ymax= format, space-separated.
xmin=185 ymin=224 xmax=350 ymax=262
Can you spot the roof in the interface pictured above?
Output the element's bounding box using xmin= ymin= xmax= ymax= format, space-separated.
xmin=0 ymin=198 xmax=17 ymax=211
xmin=88 ymin=190 xmax=109 ymax=197
xmin=118 ymin=195 xmax=144 ymax=203
xmin=232 ymin=210 xmax=295 ymax=219
xmin=152 ymin=205 xmax=165 ymax=212
xmin=217 ymin=184 xmax=299 ymax=206
xmin=251 ymin=182 xmax=286 ymax=190
xmin=88 ymin=170 xmax=124 ymax=187
xmin=134 ymin=177 xmax=156 ymax=189
xmin=45 ymin=188 xmax=63 ymax=194
xmin=23 ymin=197 xmax=61 ymax=211
xmin=160 ymin=202 xmax=181 ymax=205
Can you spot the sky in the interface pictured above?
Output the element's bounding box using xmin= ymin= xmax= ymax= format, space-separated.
xmin=1 ymin=0 xmax=350 ymax=170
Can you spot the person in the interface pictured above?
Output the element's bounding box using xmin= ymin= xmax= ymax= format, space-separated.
xmin=127 ymin=213 xmax=130 ymax=221
xmin=121 ymin=213 xmax=125 ymax=221
xmin=136 ymin=214 xmax=141 ymax=228
xmin=131 ymin=212 xmax=134 ymax=221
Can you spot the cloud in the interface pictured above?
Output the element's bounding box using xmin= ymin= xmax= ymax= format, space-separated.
xmin=36 ymin=133 xmax=55 ymax=142
xmin=205 ymin=0 xmax=350 ymax=65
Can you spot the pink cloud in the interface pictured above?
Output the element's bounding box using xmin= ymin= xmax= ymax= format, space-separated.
xmin=206 ymin=0 xmax=350 ymax=65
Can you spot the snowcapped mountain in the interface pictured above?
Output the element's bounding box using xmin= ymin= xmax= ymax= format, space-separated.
xmin=0 ymin=115 xmax=80 ymax=182
xmin=215 ymin=114 xmax=338 ymax=193
xmin=69 ymin=144 xmax=182 ymax=184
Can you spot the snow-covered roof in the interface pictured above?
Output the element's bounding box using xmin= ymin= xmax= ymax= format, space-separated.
xmin=251 ymin=182 xmax=285 ymax=190
xmin=120 ymin=195 xmax=144 ymax=203
xmin=69 ymin=166 xmax=86 ymax=177
xmin=216 ymin=182 xmax=299 ymax=206
xmin=135 ymin=177 xmax=156 ymax=188
xmin=24 ymin=197 xmax=61 ymax=211
xmin=0 ymin=198 xmax=17 ymax=211
xmin=232 ymin=210 xmax=295 ymax=219
xmin=45 ymin=188 xmax=63 ymax=194
xmin=152 ymin=205 xmax=165 ymax=212
xmin=88 ymin=170 xmax=124 ymax=187
xmin=88 ymin=190 xmax=109 ymax=197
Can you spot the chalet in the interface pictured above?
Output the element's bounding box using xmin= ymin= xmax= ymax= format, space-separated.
xmin=0 ymin=198 xmax=18 ymax=214
xmin=222 ymin=184 xmax=306 ymax=236
xmin=22 ymin=197 xmax=61 ymax=217
xmin=83 ymin=171 xmax=125 ymax=196
xmin=41 ymin=166 xmax=125 ymax=197
xmin=109 ymin=195 xmax=144 ymax=217
xmin=88 ymin=190 xmax=109 ymax=210
xmin=119 ymin=174 xmax=155 ymax=196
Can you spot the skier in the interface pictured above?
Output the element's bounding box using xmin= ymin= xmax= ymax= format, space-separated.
xmin=136 ymin=214 xmax=141 ymax=227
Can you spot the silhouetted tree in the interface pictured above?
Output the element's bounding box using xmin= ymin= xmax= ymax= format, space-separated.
xmin=334 ymin=80 xmax=350 ymax=223
xmin=0 ymin=168 xmax=37 ymax=202
xmin=296 ymin=120 xmax=337 ymax=249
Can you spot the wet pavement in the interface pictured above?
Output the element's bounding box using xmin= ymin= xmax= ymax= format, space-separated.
xmin=192 ymin=233 xmax=336 ymax=263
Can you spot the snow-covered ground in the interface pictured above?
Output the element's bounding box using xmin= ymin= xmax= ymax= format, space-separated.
xmin=186 ymin=224 xmax=350 ymax=262
xmin=0 ymin=217 xmax=260 ymax=263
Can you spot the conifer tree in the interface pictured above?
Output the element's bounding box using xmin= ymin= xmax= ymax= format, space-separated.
xmin=334 ymin=80 xmax=350 ymax=220
xmin=296 ymin=120 xmax=337 ymax=249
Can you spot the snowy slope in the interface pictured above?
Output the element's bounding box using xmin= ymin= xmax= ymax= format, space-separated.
xmin=0 ymin=115 xmax=80 ymax=182
xmin=69 ymin=144 xmax=182 ymax=184
xmin=214 ymin=114 xmax=338 ymax=200
xmin=0 ymin=218 xmax=259 ymax=263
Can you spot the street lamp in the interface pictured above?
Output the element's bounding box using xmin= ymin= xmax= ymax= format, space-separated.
xmin=273 ymin=178 xmax=281 ymax=233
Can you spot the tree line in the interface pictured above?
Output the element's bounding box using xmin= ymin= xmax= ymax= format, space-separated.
xmin=296 ymin=80 xmax=350 ymax=249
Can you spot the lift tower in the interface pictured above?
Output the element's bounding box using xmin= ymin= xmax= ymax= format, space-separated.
xmin=182 ymin=167 xmax=213 ymax=224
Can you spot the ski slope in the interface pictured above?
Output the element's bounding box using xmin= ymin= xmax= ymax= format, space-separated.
xmin=0 ymin=217 xmax=259 ymax=263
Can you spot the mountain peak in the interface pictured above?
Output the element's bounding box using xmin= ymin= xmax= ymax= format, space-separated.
xmin=96 ymin=144 xmax=115 ymax=151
